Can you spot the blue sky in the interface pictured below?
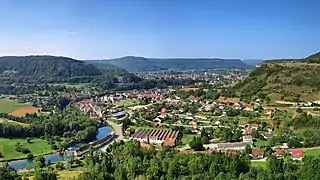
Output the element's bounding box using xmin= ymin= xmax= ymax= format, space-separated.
xmin=0 ymin=0 xmax=319 ymax=60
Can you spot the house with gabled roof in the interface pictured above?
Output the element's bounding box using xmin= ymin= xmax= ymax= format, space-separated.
xmin=251 ymin=149 xmax=265 ymax=159
xmin=290 ymin=149 xmax=304 ymax=160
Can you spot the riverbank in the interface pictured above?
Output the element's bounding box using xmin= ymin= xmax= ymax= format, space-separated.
xmin=6 ymin=126 xmax=114 ymax=170
xmin=0 ymin=151 xmax=59 ymax=163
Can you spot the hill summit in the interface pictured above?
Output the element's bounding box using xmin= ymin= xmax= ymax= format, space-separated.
xmin=234 ymin=52 xmax=320 ymax=102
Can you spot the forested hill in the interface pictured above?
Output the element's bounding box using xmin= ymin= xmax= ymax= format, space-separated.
xmin=234 ymin=52 xmax=320 ymax=102
xmin=87 ymin=56 xmax=249 ymax=72
xmin=0 ymin=56 xmax=103 ymax=84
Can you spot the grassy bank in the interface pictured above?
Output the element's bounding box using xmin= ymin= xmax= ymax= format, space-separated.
xmin=0 ymin=138 xmax=53 ymax=161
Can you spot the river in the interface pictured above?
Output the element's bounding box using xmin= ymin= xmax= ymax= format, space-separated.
xmin=8 ymin=126 xmax=113 ymax=170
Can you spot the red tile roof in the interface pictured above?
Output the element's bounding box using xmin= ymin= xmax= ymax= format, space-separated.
xmin=275 ymin=148 xmax=287 ymax=156
xmin=246 ymin=105 xmax=254 ymax=109
xmin=252 ymin=149 xmax=265 ymax=157
xmin=291 ymin=149 xmax=304 ymax=158
xmin=239 ymin=122 xmax=247 ymax=126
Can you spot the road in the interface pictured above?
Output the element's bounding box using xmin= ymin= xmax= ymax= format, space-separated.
xmin=100 ymin=121 xmax=125 ymax=152
xmin=107 ymin=120 xmax=124 ymax=139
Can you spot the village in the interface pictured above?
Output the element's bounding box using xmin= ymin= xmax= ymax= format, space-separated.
xmin=75 ymin=87 xmax=317 ymax=163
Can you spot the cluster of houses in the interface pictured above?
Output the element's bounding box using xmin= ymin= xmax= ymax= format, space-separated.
xmin=97 ymin=89 xmax=168 ymax=104
xmin=207 ymin=137 xmax=304 ymax=160
xmin=248 ymin=147 xmax=304 ymax=160
xmin=137 ymin=69 xmax=247 ymax=87
xmin=130 ymin=129 xmax=181 ymax=147
xmin=131 ymin=89 xmax=168 ymax=101
xmin=77 ymin=99 xmax=103 ymax=118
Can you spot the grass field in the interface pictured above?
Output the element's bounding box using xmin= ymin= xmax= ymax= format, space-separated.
xmin=0 ymin=138 xmax=53 ymax=161
xmin=115 ymin=99 xmax=139 ymax=107
xmin=304 ymin=149 xmax=320 ymax=157
xmin=251 ymin=161 xmax=267 ymax=169
xmin=0 ymin=99 xmax=31 ymax=114
xmin=181 ymin=134 xmax=196 ymax=145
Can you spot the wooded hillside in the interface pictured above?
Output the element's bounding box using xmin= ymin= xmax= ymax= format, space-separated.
xmin=0 ymin=56 xmax=102 ymax=84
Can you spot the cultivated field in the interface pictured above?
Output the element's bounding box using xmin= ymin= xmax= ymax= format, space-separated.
xmin=0 ymin=138 xmax=52 ymax=161
xmin=9 ymin=106 xmax=40 ymax=117
xmin=0 ymin=99 xmax=31 ymax=114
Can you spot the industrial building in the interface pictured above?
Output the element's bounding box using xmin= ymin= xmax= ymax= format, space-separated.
xmin=130 ymin=129 xmax=180 ymax=147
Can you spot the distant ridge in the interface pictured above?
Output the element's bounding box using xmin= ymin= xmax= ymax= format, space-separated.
xmin=86 ymin=56 xmax=249 ymax=72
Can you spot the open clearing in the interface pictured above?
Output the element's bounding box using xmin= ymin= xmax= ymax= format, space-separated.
xmin=0 ymin=138 xmax=53 ymax=161
xmin=0 ymin=99 xmax=31 ymax=114
xmin=10 ymin=106 xmax=40 ymax=117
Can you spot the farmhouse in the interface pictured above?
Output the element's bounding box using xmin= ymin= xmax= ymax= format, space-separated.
xmin=251 ymin=149 xmax=265 ymax=159
xmin=244 ymin=105 xmax=254 ymax=111
xmin=290 ymin=149 xmax=304 ymax=160
xmin=274 ymin=148 xmax=287 ymax=158
xmin=262 ymin=133 xmax=276 ymax=139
